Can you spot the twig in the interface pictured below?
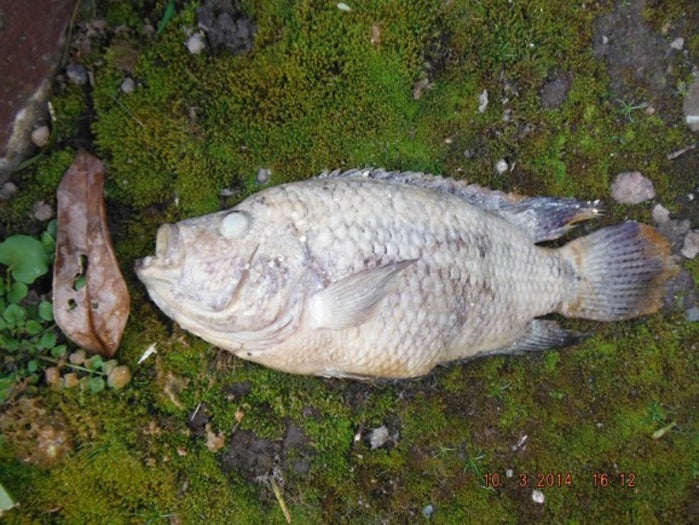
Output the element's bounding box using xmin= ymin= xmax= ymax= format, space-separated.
xmin=667 ymin=144 xmax=696 ymax=160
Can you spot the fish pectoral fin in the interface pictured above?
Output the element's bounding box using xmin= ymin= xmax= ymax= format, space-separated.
xmin=307 ymin=260 xmax=415 ymax=330
xmin=486 ymin=319 xmax=589 ymax=355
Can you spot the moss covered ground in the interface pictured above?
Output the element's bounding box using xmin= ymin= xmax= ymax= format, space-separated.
xmin=1 ymin=0 xmax=698 ymax=522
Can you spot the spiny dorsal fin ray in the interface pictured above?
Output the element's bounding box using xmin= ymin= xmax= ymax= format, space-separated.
xmin=321 ymin=168 xmax=600 ymax=242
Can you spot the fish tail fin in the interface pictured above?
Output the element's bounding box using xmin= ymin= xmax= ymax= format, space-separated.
xmin=559 ymin=222 xmax=678 ymax=321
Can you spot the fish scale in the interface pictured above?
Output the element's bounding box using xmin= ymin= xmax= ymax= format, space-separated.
xmin=136 ymin=169 xmax=678 ymax=379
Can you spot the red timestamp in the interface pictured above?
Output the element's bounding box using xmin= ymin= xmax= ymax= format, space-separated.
xmin=592 ymin=472 xmax=636 ymax=488
xmin=483 ymin=472 xmax=574 ymax=489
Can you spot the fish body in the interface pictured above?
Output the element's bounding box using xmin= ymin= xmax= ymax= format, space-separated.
xmin=135 ymin=169 xmax=677 ymax=379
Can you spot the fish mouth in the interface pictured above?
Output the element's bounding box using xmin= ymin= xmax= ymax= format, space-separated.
xmin=135 ymin=223 xmax=183 ymax=280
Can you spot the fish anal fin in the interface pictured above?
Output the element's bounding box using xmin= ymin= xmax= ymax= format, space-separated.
xmin=307 ymin=260 xmax=415 ymax=330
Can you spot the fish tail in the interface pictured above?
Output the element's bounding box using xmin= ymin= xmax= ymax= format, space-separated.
xmin=559 ymin=222 xmax=678 ymax=321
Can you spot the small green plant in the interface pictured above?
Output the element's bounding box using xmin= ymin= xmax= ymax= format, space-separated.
xmin=0 ymin=221 xmax=64 ymax=402
xmin=462 ymin=444 xmax=487 ymax=485
xmin=0 ymin=221 xmax=130 ymax=402
xmin=616 ymin=98 xmax=649 ymax=123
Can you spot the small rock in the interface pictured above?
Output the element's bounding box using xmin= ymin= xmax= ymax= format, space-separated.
xmin=0 ymin=182 xmax=18 ymax=200
xmin=686 ymin=306 xmax=699 ymax=322
xmin=532 ymin=489 xmax=545 ymax=504
xmin=495 ymin=159 xmax=508 ymax=174
xmin=69 ymin=349 xmax=86 ymax=365
xmin=63 ymin=372 xmax=79 ymax=388
xmin=256 ymin=168 xmax=271 ymax=184
xmin=681 ymin=230 xmax=699 ymax=259
xmin=652 ymin=203 xmax=670 ymax=224
xmin=32 ymin=200 xmax=54 ymax=221
xmin=670 ymin=37 xmax=684 ymax=50
xmin=31 ymin=125 xmax=50 ymax=147
xmin=478 ymin=89 xmax=489 ymax=113
xmin=422 ymin=504 xmax=435 ymax=518
xmin=610 ymin=171 xmax=655 ymax=204
xmin=186 ymin=32 xmax=206 ymax=54
xmin=107 ymin=365 xmax=131 ymax=389
xmin=45 ymin=367 xmax=61 ymax=388
xmin=368 ymin=425 xmax=389 ymax=449
xmin=66 ymin=64 xmax=88 ymax=86
xmin=120 ymin=77 xmax=135 ymax=94
xmin=683 ymin=77 xmax=699 ymax=132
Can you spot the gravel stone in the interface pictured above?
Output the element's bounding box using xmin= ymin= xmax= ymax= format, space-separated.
xmin=610 ymin=171 xmax=655 ymax=204
xmin=30 ymin=125 xmax=50 ymax=147
xmin=681 ymin=230 xmax=699 ymax=259
xmin=66 ymin=64 xmax=88 ymax=86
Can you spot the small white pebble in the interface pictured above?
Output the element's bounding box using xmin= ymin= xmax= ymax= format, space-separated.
xmin=32 ymin=200 xmax=54 ymax=221
xmin=337 ymin=3 xmax=352 ymax=12
xmin=670 ymin=37 xmax=684 ymax=50
xmin=31 ymin=125 xmax=50 ymax=147
xmin=66 ymin=64 xmax=88 ymax=85
xmin=120 ymin=77 xmax=135 ymax=94
xmin=186 ymin=32 xmax=206 ymax=54
xmin=495 ymin=158 xmax=508 ymax=174
xmin=652 ymin=203 xmax=670 ymax=224
xmin=256 ymin=168 xmax=271 ymax=184
xmin=686 ymin=306 xmax=699 ymax=322
xmin=610 ymin=171 xmax=655 ymax=204
xmin=686 ymin=115 xmax=699 ymax=132
xmin=681 ymin=230 xmax=699 ymax=259
xmin=532 ymin=489 xmax=545 ymax=504
xmin=368 ymin=425 xmax=389 ymax=449
xmin=0 ymin=182 xmax=18 ymax=200
xmin=478 ymin=89 xmax=489 ymax=113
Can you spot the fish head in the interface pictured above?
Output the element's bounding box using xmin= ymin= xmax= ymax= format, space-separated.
xmin=135 ymin=205 xmax=307 ymax=348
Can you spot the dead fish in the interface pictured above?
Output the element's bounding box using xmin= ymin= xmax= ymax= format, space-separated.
xmin=135 ymin=169 xmax=678 ymax=379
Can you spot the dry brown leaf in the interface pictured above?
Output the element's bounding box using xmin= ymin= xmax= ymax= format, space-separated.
xmin=53 ymin=150 xmax=130 ymax=357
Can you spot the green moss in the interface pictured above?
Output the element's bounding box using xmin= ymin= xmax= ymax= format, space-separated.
xmin=2 ymin=0 xmax=698 ymax=522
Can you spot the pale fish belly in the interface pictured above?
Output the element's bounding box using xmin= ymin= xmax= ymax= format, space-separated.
xmin=237 ymin=177 xmax=569 ymax=379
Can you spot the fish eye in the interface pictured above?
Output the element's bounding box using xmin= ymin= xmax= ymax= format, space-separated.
xmin=219 ymin=211 xmax=250 ymax=238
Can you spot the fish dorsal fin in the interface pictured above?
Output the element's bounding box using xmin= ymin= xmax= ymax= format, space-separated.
xmin=307 ymin=260 xmax=415 ymax=330
xmin=322 ymin=169 xmax=600 ymax=243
